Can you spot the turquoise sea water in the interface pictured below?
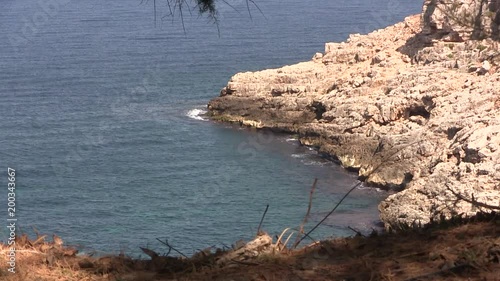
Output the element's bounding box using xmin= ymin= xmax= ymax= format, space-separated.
xmin=0 ymin=0 xmax=421 ymax=256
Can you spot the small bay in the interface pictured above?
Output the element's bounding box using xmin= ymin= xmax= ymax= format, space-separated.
xmin=0 ymin=0 xmax=421 ymax=256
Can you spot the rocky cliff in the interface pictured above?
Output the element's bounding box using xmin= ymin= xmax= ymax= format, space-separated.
xmin=208 ymin=5 xmax=499 ymax=228
xmin=422 ymin=0 xmax=500 ymax=41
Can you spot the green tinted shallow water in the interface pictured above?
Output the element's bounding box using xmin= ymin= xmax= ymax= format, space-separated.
xmin=0 ymin=0 xmax=421 ymax=256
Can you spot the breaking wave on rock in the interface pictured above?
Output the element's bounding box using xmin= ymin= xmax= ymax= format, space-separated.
xmin=186 ymin=108 xmax=208 ymax=121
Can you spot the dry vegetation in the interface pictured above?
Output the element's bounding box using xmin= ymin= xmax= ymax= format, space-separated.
xmin=1 ymin=213 xmax=498 ymax=281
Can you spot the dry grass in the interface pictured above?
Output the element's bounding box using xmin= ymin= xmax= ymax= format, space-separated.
xmin=1 ymin=214 xmax=499 ymax=281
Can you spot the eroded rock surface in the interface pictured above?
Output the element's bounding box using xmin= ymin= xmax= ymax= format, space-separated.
xmin=208 ymin=13 xmax=499 ymax=228
xmin=422 ymin=0 xmax=500 ymax=41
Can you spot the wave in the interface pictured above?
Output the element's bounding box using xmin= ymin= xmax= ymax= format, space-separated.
xmin=302 ymin=160 xmax=327 ymax=166
xmin=186 ymin=108 xmax=208 ymax=121
xmin=356 ymin=183 xmax=386 ymax=193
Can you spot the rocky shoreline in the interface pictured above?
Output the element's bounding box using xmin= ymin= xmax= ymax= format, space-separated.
xmin=208 ymin=1 xmax=500 ymax=228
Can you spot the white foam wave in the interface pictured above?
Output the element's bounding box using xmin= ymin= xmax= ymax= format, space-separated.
xmin=356 ymin=184 xmax=369 ymax=190
xmin=302 ymin=160 xmax=326 ymax=166
xmin=356 ymin=183 xmax=386 ymax=193
xmin=291 ymin=154 xmax=306 ymax=158
xmin=186 ymin=108 xmax=208 ymax=121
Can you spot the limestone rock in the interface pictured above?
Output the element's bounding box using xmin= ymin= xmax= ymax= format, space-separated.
xmin=208 ymin=10 xmax=500 ymax=229
xmin=422 ymin=0 xmax=500 ymax=40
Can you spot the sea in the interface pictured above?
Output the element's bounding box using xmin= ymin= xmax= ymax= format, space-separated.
xmin=0 ymin=0 xmax=422 ymax=256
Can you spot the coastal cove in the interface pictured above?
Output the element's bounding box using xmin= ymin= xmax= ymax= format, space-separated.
xmin=1 ymin=1 xmax=499 ymax=280
xmin=208 ymin=1 xmax=500 ymax=229
xmin=0 ymin=0 xmax=423 ymax=257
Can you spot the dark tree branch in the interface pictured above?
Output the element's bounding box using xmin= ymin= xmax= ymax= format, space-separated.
xmin=256 ymin=204 xmax=269 ymax=236
xmin=155 ymin=238 xmax=188 ymax=258
xmin=446 ymin=184 xmax=500 ymax=211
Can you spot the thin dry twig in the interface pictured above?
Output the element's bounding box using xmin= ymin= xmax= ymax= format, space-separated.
xmin=293 ymin=178 xmax=317 ymax=248
xmin=295 ymin=183 xmax=360 ymax=247
xmin=257 ymin=204 xmax=269 ymax=236
xmin=446 ymin=184 xmax=500 ymax=211
xmin=140 ymin=247 xmax=159 ymax=258
xmin=156 ymin=238 xmax=188 ymax=258
xmin=295 ymin=138 xmax=426 ymax=247
xmin=32 ymin=235 xmax=47 ymax=246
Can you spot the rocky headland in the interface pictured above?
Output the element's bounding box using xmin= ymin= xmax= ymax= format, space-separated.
xmin=2 ymin=2 xmax=499 ymax=280
xmin=208 ymin=0 xmax=500 ymax=228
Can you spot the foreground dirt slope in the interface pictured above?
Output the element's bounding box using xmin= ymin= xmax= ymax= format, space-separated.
xmin=208 ymin=13 xmax=500 ymax=228
xmin=185 ymin=218 xmax=500 ymax=281
xmin=1 ymin=215 xmax=498 ymax=281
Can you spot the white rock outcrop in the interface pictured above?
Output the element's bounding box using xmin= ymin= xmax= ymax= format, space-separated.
xmin=208 ymin=10 xmax=500 ymax=228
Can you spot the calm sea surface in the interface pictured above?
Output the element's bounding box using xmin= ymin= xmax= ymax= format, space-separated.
xmin=0 ymin=0 xmax=421 ymax=256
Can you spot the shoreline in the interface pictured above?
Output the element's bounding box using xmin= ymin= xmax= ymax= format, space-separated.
xmin=2 ymin=1 xmax=499 ymax=278
xmin=207 ymin=114 xmax=392 ymax=192
xmin=207 ymin=11 xmax=500 ymax=229
xmin=204 ymin=115 xmax=389 ymax=231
